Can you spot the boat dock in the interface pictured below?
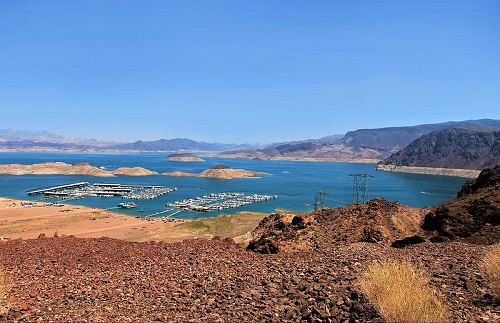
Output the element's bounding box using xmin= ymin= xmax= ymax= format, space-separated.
xmin=27 ymin=182 xmax=90 ymax=196
xmin=166 ymin=192 xmax=278 ymax=213
xmin=27 ymin=182 xmax=177 ymax=200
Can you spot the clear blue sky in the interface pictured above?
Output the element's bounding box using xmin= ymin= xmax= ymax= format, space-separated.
xmin=1 ymin=1 xmax=499 ymax=144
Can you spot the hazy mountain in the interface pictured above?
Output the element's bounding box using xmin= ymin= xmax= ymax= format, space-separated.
xmin=0 ymin=130 xmax=259 ymax=152
xmin=0 ymin=129 xmax=65 ymax=142
xmin=108 ymin=138 xmax=257 ymax=152
xmin=378 ymin=127 xmax=500 ymax=170
xmin=0 ymin=129 xmax=114 ymax=147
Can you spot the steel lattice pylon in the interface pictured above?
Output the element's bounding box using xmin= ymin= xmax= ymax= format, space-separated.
xmin=314 ymin=192 xmax=328 ymax=210
xmin=349 ymin=173 xmax=374 ymax=204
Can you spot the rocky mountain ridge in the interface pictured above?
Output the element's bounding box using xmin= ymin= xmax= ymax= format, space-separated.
xmin=221 ymin=119 xmax=500 ymax=161
xmin=422 ymin=164 xmax=500 ymax=244
xmin=378 ymin=127 xmax=500 ymax=170
xmin=3 ymin=119 xmax=499 ymax=158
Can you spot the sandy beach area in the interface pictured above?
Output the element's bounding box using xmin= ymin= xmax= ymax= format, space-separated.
xmin=0 ymin=197 xmax=189 ymax=242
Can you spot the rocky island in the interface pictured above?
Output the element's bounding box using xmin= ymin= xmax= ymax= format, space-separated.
xmin=0 ymin=162 xmax=158 ymax=177
xmin=163 ymin=164 xmax=267 ymax=179
xmin=164 ymin=153 xmax=205 ymax=162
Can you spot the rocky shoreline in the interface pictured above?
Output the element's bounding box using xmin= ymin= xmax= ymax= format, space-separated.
xmin=376 ymin=164 xmax=481 ymax=178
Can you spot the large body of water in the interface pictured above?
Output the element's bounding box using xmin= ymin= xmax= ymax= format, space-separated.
xmin=0 ymin=152 xmax=470 ymax=219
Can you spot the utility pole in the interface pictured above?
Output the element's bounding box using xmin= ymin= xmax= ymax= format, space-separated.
xmin=314 ymin=192 xmax=328 ymax=210
xmin=349 ymin=173 xmax=374 ymax=204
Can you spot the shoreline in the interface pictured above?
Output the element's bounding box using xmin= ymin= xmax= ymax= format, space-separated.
xmin=0 ymin=197 xmax=268 ymax=244
xmin=0 ymin=197 xmax=188 ymax=242
xmin=376 ymin=164 xmax=480 ymax=178
xmin=215 ymin=155 xmax=381 ymax=163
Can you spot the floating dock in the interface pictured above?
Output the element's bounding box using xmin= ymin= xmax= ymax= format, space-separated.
xmin=27 ymin=182 xmax=89 ymax=196
xmin=27 ymin=182 xmax=176 ymax=200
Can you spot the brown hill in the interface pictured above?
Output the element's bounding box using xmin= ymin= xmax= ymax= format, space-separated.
xmin=247 ymin=198 xmax=425 ymax=254
xmin=422 ymin=164 xmax=500 ymax=244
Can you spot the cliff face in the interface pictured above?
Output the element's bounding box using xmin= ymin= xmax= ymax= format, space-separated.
xmin=378 ymin=127 xmax=500 ymax=170
xmin=422 ymin=165 xmax=500 ymax=244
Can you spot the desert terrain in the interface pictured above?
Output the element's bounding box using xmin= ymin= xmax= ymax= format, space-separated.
xmin=0 ymin=165 xmax=499 ymax=322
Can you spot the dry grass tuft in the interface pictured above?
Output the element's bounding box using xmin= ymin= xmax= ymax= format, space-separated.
xmin=0 ymin=267 xmax=10 ymax=315
xmin=481 ymin=243 xmax=500 ymax=299
xmin=360 ymin=260 xmax=449 ymax=323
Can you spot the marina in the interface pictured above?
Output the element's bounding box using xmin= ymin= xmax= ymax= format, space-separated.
xmin=26 ymin=182 xmax=177 ymax=200
xmin=166 ymin=192 xmax=278 ymax=213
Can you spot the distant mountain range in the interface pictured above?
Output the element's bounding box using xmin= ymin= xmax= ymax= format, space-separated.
xmin=1 ymin=119 xmax=499 ymax=160
xmin=377 ymin=127 xmax=500 ymax=170
xmin=0 ymin=129 xmax=114 ymax=148
xmin=108 ymin=138 xmax=256 ymax=152
xmin=0 ymin=129 xmax=258 ymax=152
xmin=220 ymin=119 xmax=500 ymax=161
xmin=340 ymin=119 xmax=500 ymax=151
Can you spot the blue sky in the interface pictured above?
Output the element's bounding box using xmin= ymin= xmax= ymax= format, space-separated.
xmin=1 ymin=1 xmax=499 ymax=144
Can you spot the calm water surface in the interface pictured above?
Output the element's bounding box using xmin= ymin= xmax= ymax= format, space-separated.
xmin=0 ymin=152 xmax=469 ymax=219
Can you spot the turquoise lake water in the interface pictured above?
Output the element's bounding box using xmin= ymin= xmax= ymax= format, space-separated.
xmin=0 ymin=152 xmax=470 ymax=219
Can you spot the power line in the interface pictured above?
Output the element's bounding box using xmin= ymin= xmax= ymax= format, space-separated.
xmin=349 ymin=173 xmax=374 ymax=204
xmin=314 ymin=192 xmax=328 ymax=210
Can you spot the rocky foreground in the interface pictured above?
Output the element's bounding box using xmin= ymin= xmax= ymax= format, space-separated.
xmin=0 ymin=236 xmax=498 ymax=322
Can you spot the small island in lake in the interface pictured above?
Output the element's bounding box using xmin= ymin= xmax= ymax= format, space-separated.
xmin=163 ymin=164 xmax=267 ymax=179
xmin=0 ymin=162 xmax=158 ymax=177
xmin=164 ymin=153 xmax=205 ymax=162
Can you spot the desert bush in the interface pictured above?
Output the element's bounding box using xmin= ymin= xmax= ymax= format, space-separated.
xmin=481 ymin=243 xmax=500 ymax=299
xmin=360 ymin=260 xmax=449 ymax=323
xmin=0 ymin=267 xmax=10 ymax=315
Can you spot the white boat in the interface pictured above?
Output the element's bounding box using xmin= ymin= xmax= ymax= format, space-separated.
xmin=118 ymin=202 xmax=138 ymax=209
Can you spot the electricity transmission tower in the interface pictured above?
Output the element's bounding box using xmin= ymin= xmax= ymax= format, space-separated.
xmin=349 ymin=173 xmax=374 ymax=204
xmin=314 ymin=192 xmax=328 ymax=210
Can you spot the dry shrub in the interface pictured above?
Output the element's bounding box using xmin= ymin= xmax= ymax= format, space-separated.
xmin=481 ymin=243 xmax=500 ymax=299
xmin=360 ymin=260 xmax=449 ymax=323
xmin=0 ymin=267 xmax=10 ymax=315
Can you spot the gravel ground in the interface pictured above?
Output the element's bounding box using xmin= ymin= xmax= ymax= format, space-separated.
xmin=0 ymin=236 xmax=498 ymax=322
